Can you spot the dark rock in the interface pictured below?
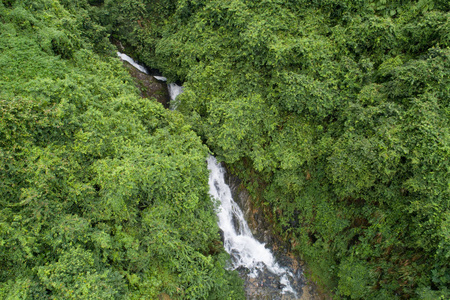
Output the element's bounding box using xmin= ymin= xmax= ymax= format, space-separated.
xmin=122 ymin=61 xmax=170 ymax=108
xmin=218 ymin=228 xmax=225 ymax=244
xmin=224 ymin=167 xmax=324 ymax=300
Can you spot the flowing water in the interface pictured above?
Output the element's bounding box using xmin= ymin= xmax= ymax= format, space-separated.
xmin=117 ymin=52 xmax=183 ymax=110
xmin=117 ymin=52 xmax=149 ymax=74
xmin=118 ymin=52 xmax=304 ymax=299
xmin=208 ymin=156 xmax=302 ymax=299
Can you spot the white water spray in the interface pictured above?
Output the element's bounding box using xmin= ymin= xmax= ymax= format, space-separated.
xmin=207 ymin=156 xmax=297 ymax=296
xmin=167 ymin=83 xmax=183 ymax=110
xmin=117 ymin=52 xmax=149 ymax=74
xmin=117 ymin=52 xmax=183 ymax=110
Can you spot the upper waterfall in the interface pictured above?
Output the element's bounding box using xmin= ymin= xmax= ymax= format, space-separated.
xmin=117 ymin=52 xmax=183 ymax=110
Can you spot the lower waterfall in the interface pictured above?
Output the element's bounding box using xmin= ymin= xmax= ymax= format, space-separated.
xmin=207 ymin=156 xmax=299 ymax=298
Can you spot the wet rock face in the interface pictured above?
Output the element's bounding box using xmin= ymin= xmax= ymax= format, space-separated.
xmin=224 ymin=174 xmax=274 ymax=248
xmin=122 ymin=62 xmax=170 ymax=108
xmin=225 ymin=171 xmax=321 ymax=300
xmin=238 ymin=264 xmax=304 ymax=300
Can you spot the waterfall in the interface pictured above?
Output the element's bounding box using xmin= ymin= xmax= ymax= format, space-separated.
xmin=167 ymin=83 xmax=183 ymax=110
xmin=117 ymin=52 xmax=183 ymax=110
xmin=117 ymin=52 xmax=149 ymax=74
xmin=207 ymin=156 xmax=297 ymax=296
xmin=117 ymin=52 xmax=301 ymax=298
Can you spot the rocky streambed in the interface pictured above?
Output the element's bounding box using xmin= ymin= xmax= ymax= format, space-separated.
xmin=226 ymin=170 xmax=320 ymax=300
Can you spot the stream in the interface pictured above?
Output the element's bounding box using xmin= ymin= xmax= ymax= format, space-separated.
xmin=117 ymin=52 xmax=182 ymax=110
xmin=118 ymin=52 xmax=307 ymax=299
xmin=208 ymin=156 xmax=304 ymax=299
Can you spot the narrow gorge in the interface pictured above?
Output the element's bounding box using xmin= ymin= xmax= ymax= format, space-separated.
xmin=118 ymin=52 xmax=318 ymax=299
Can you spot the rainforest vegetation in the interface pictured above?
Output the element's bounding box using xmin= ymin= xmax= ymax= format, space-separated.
xmin=1 ymin=0 xmax=449 ymax=299
xmin=0 ymin=0 xmax=243 ymax=299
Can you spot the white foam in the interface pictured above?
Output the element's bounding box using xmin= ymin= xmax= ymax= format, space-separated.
xmin=117 ymin=52 xmax=148 ymax=74
xmin=117 ymin=52 xmax=183 ymax=110
xmin=168 ymin=83 xmax=183 ymax=110
xmin=154 ymin=76 xmax=167 ymax=81
xmin=207 ymin=156 xmax=297 ymax=296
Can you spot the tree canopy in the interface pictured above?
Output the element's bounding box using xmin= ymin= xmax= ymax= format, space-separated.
xmin=1 ymin=0 xmax=449 ymax=299
xmin=103 ymin=0 xmax=450 ymax=298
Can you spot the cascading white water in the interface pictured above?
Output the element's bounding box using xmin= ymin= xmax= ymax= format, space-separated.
xmin=167 ymin=83 xmax=183 ymax=110
xmin=207 ymin=156 xmax=297 ymax=296
xmin=117 ymin=52 xmax=183 ymax=110
xmin=117 ymin=52 xmax=149 ymax=74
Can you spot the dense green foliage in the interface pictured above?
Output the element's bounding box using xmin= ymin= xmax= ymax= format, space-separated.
xmin=105 ymin=0 xmax=450 ymax=298
xmin=2 ymin=0 xmax=449 ymax=298
xmin=0 ymin=1 xmax=244 ymax=299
